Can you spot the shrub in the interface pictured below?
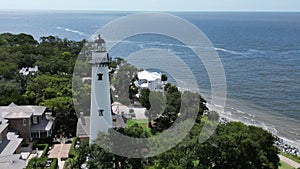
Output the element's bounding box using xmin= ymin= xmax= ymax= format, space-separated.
xmin=41 ymin=144 xmax=49 ymax=157
xmin=49 ymin=158 xmax=58 ymax=169
xmin=26 ymin=157 xmax=47 ymax=169
xmin=32 ymin=143 xmax=49 ymax=158
xmin=69 ymin=137 xmax=78 ymax=158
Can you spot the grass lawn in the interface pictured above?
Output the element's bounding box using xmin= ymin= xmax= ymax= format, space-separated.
xmin=127 ymin=119 xmax=151 ymax=133
xmin=127 ymin=119 xmax=149 ymax=128
xmin=279 ymin=161 xmax=295 ymax=169
xmin=280 ymin=152 xmax=300 ymax=164
xmin=127 ymin=119 xmax=149 ymax=125
xmin=127 ymin=119 xmax=161 ymax=136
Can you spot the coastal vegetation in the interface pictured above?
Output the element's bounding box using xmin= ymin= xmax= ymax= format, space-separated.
xmin=0 ymin=33 xmax=84 ymax=136
xmin=280 ymin=152 xmax=300 ymax=164
xmin=279 ymin=161 xmax=295 ymax=169
xmin=85 ymin=58 xmax=281 ymax=168
xmin=0 ymin=33 xmax=284 ymax=169
xmin=83 ymin=120 xmax=280 ymax=169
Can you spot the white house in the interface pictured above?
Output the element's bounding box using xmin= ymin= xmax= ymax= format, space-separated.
xmin=19 ymin=65 xmax=38 ymax=76
xmin=136 ymin=70 xmax=164 ymax=93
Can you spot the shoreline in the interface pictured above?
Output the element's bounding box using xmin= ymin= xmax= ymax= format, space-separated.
xmin=209 ymin=103 xmax=300 ymax=157
xmin=177 ymin=86 xmax=300 ymax=153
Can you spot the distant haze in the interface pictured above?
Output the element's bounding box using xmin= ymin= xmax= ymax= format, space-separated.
xmin=0 ymin=0 xmax=300 ymax=12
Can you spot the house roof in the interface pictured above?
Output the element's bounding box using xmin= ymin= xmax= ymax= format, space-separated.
xmin=137 ymin=70 xmax=161 ymax=82
xmin=8 ymin=102 xmax=17 ymax=107
xmin=0 ymin=132 xmax=23 ymax=156
xmin=112 ymin=115 xmax=126 ymax=128
xmin=76 ymin=116 xmax=90 ymax=138
xmin=0 ymin=118 xmax=9 ymax=133
xmin=0 ymin=103 xmax=46 ymax=119
xmin=76 ymin=114 xmax=126 ymax=138
xmin=0 ymin=154 xmax=26 ymax=169
xmin=31 ymin=118 xmax=54 ymax=131
xmin=5 ymin=112 xmax=32 ymax=119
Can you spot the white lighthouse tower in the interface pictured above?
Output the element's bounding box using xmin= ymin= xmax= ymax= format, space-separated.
xmin=89 ymin=35 xmax=112 ymax=143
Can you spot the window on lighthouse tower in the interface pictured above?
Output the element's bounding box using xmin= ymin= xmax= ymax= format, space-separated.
xmin=97 ymin=73 xmax=103 ymax=80
xmin=99 ymin=109 xmax=104 ymax=116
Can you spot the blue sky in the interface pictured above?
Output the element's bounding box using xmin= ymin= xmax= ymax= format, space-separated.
xmin=0 ymin=0 xmax=299 ymax=11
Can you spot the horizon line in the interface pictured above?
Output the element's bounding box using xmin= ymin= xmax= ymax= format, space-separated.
xmin=0 ymin=9 xmax=300 ymax=13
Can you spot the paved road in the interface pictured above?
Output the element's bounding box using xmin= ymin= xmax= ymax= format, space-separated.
xmin=279 ymin=154 xmax=300 ymax=168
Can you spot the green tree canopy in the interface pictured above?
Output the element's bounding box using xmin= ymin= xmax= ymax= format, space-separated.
xmin=0 ymin=80 xmax=27 ymax=105
xmin=194 ymin=122 xmax=280 ymax=169
xmin=111 ymin=60 xmax=138 ymax=105
xmin=24 ymin=74 xmax=72 ymax=104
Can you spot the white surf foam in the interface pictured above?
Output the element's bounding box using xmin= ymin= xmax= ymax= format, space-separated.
xmin=56 ymin=26 xmax=87 ymax=36
xmin=214 ymin=47 xmax=246 ymax=56
xmin=206 ymin=102 xmax=300 ymax=149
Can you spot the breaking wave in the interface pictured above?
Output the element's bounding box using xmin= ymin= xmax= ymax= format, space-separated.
xmin=56 ymin=26 xmax=87 ymax=36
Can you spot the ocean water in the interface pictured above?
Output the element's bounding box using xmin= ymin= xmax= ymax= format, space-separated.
xmin=0 ymin=11 xmax=299 ymax=147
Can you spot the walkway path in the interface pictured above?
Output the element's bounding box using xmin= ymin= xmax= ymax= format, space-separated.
xmin=48 ymin=143 xmax=71 ymax=169
xmin=279 ymin=154 xmax=300 ymax=168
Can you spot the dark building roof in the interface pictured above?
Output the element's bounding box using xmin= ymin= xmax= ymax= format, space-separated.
xmin=112 ymin=115 xmax=126 ymax=128
xmin=76 ymin=116 xmax=90 ymax=138
xmin=0 ymin=132 xmax=22 ymax=156
xmin=76 ymin=114 xmax=127 ymax=139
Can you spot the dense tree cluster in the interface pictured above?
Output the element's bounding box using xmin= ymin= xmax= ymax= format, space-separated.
xmin=0 ymin=33 xmax=85 ymax=136
xmin=79 ymin=120 xmax=279 ymax=169
xmin=139 ymin=83 xmax=207 ymax=130
xmin=148 ymin=121 xmax=280 ymax=169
